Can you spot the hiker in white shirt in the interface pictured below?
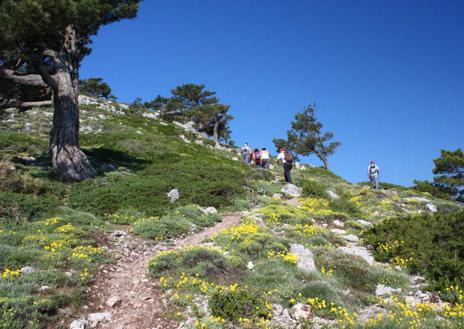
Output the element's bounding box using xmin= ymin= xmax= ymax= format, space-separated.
xmin=367 ymin=160 xmax=380 ymax=190
xmin=277 ymin=148 xmax=294 ymax=183
xmin=260 ymin=148 xmax=270 ymax=168
xmin=277 ymin=148 xmax=286 ymax=163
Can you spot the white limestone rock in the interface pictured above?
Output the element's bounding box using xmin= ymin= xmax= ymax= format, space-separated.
xmin=167 ymin=189 xmax=180 ymax=203
xmin=280 ymin=183 xmax=302 ymax=198
xmin=375 ymin=284 xmax=401 ymax=296
xmin=338 ymin=245 xmax=375 ymax=265
xmin=290 ymin=244 xmax=316 ymax=272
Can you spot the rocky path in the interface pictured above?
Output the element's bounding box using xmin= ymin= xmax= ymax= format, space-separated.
xmin=71 ymin=213 xmax=243 ymax=329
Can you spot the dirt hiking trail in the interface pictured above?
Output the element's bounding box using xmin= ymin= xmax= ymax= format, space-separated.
xmin=75 ymin=213 xmax=243 ymax=329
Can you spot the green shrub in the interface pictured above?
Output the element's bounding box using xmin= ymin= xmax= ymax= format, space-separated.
xmin=299 ymin=281 xmax=342 ymax=305
xmin=69 ymin=158 xmax=246 ymax=217
xmin=248 ymin=169 xmax=274 ymax=182
xmin=329 ymin=194 xmax=361 ymax=216
xmin=209 ymin=286 xmax=268 ymax=322
xmin=412 ymin=180 xmax=450 ymax=200
xmin=132 ymin=215 xmax=191 ymax=240
xmin=46 ymin=207 xmax=104 ymax=227
xmin=301 ymin=180 xmax=328 ymax=199
xmin=305 ymin=167 xmax=342 ymax=180
xmin=363 ymin=210 xmax=464 ymax=290
xmin=149 ymin=247 xmax=244 ymax=282
xmin=0 ymin=192 xmax=62 ymax=222
xmin=105 ymin=208 xmax=143 ymax=225
xmin=315 ymin=249 xmax=377 ymax=293
xmin=373 ymin=268 xmax=409 ymax=289
xmin=213 ymin=223 xmax=289 ymax=258
xmin=173 ymin=205 xmax=221 ymax=228
xmin=243 ymin=258 xmax=306 ymax=304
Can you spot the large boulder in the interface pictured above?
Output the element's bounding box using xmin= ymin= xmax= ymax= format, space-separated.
xmin=281 ymin=184 xmax=302 ymax=198
xmin=290 ymin=244 xmax=316 ymax=272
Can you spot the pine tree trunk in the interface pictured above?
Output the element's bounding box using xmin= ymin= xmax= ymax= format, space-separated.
xmin=213 ymin=120 xmax=219 ymax=145
xmin=321 ymin=157 xmax=329 ymax=170
xmin=49 ymin=65 xmax=96 ymax=181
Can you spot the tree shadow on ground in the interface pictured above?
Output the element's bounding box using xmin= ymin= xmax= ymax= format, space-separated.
xmin=12 ymin=147 xmax=150 ymax=180
xmin=83 ymin=147 xmax=150 ymax=175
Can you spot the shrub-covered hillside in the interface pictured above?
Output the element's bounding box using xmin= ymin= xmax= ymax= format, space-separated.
xmin=0 ymin=97 xmax=463 ymax=329
xmin=0 ymin=97 xmax=250 ymax=327
xmin=0 ymin=97 xmax=249 ymax=219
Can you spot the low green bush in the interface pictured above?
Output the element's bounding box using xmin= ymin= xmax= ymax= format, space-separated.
xmin=0 ymin=192 xmax=62 ymax=222
xmin=363 ymin=210 xmax=464 ymax=290
xmin=243 ymin=258 xmax=306 ymax=304
xmin=173 ymin=205 xmax=221 ymax=228
xmin=301 ymin=179 xmax=328 ymax=199
xmin=298 ymin=281 xmax=343 ymax=306
xmin=132 ymin=215 xmax=191 ymax=240
xmin=248 ymin=169 xmax=274 ymax=182
xmin=105 ymin=208 xmax=144 ymax=225
xmin=149 ymin=247 xmax=244 ymax=282
xmin=315 ymin=249 xmax=377 ymax=293
xmin=209 ymin=286 xmax=268 ymax=322
xmin=329 ymin=194 xmax=361 ymax=216
xmin=69 ymin=158 xmax=246 ymax=217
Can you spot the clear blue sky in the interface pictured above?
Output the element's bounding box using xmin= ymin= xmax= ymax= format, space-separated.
xmin=80 ymin=0 xmax=464 ymax=186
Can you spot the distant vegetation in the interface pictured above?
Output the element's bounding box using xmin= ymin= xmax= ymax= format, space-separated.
xmin=414 ymin=148 xmax=464 ymax=202
xmin=79 ymin=78 xmax=116 ymax=100
xmin=145 ymin=83 xmax=234 ymax=144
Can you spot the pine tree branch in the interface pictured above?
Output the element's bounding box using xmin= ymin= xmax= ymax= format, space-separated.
xmin=0 ymin=69 xmax=48 ymax=87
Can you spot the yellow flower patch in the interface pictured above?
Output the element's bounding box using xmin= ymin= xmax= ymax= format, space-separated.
xmin=1 ymin=268 xmax=21 ymax=279
xmin=267 ymin=250 xmax=298 ymax=265
xmin=299 ymin=197 xmax=336 ymax=216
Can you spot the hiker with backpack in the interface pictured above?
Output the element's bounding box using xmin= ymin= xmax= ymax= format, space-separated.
xmin=277 ymin=148 xmax=294 ymax=183
xmin=252 ymin=148 xmax=261 ymax=167
xmin=367 ymin=160 xmax=380 ymax=190
xmin=241 ymin=143 xmax=251 ymax=165
xmin=260 ymin=147 xmax=270 ymax=168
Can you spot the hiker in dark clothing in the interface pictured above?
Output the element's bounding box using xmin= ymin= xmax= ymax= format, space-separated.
xmin=277 ymin=148 xmax=294 ymax=183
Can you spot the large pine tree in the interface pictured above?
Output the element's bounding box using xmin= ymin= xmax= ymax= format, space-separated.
xmin=433 ymin=149 xmax=464 ymax=202
xmin=274 ymin=105 xmax=340 ymax=169
xmin=0 ymin=0 xmax=139 ymax=181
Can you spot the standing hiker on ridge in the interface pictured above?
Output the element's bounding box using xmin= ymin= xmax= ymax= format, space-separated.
xmin=241 ymin=143 xmax=251 ymax=165
xmin=278 ymin=148 xmax=294 ymax=183
xmin=368 ymin=160 xmax=380 ymax=190
xmin=260 ymin=147 xmax=270 ymax=168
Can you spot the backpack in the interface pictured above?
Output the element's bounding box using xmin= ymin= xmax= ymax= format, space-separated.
xmin=254 ymin=151 xmax=261 ymax=159
xmin=285 ymin=152 xmax=294 ymax=162
xmin=369 ymin=165 xmax=378 ymax=175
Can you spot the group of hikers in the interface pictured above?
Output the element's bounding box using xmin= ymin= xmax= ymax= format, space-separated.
xmin=241 ymin=143 xmax=381 ymax=190
xmin=240 ymin=143 xmax=271 ymax=169
xmin=240 ymin=143 xmax=295 ymax=183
